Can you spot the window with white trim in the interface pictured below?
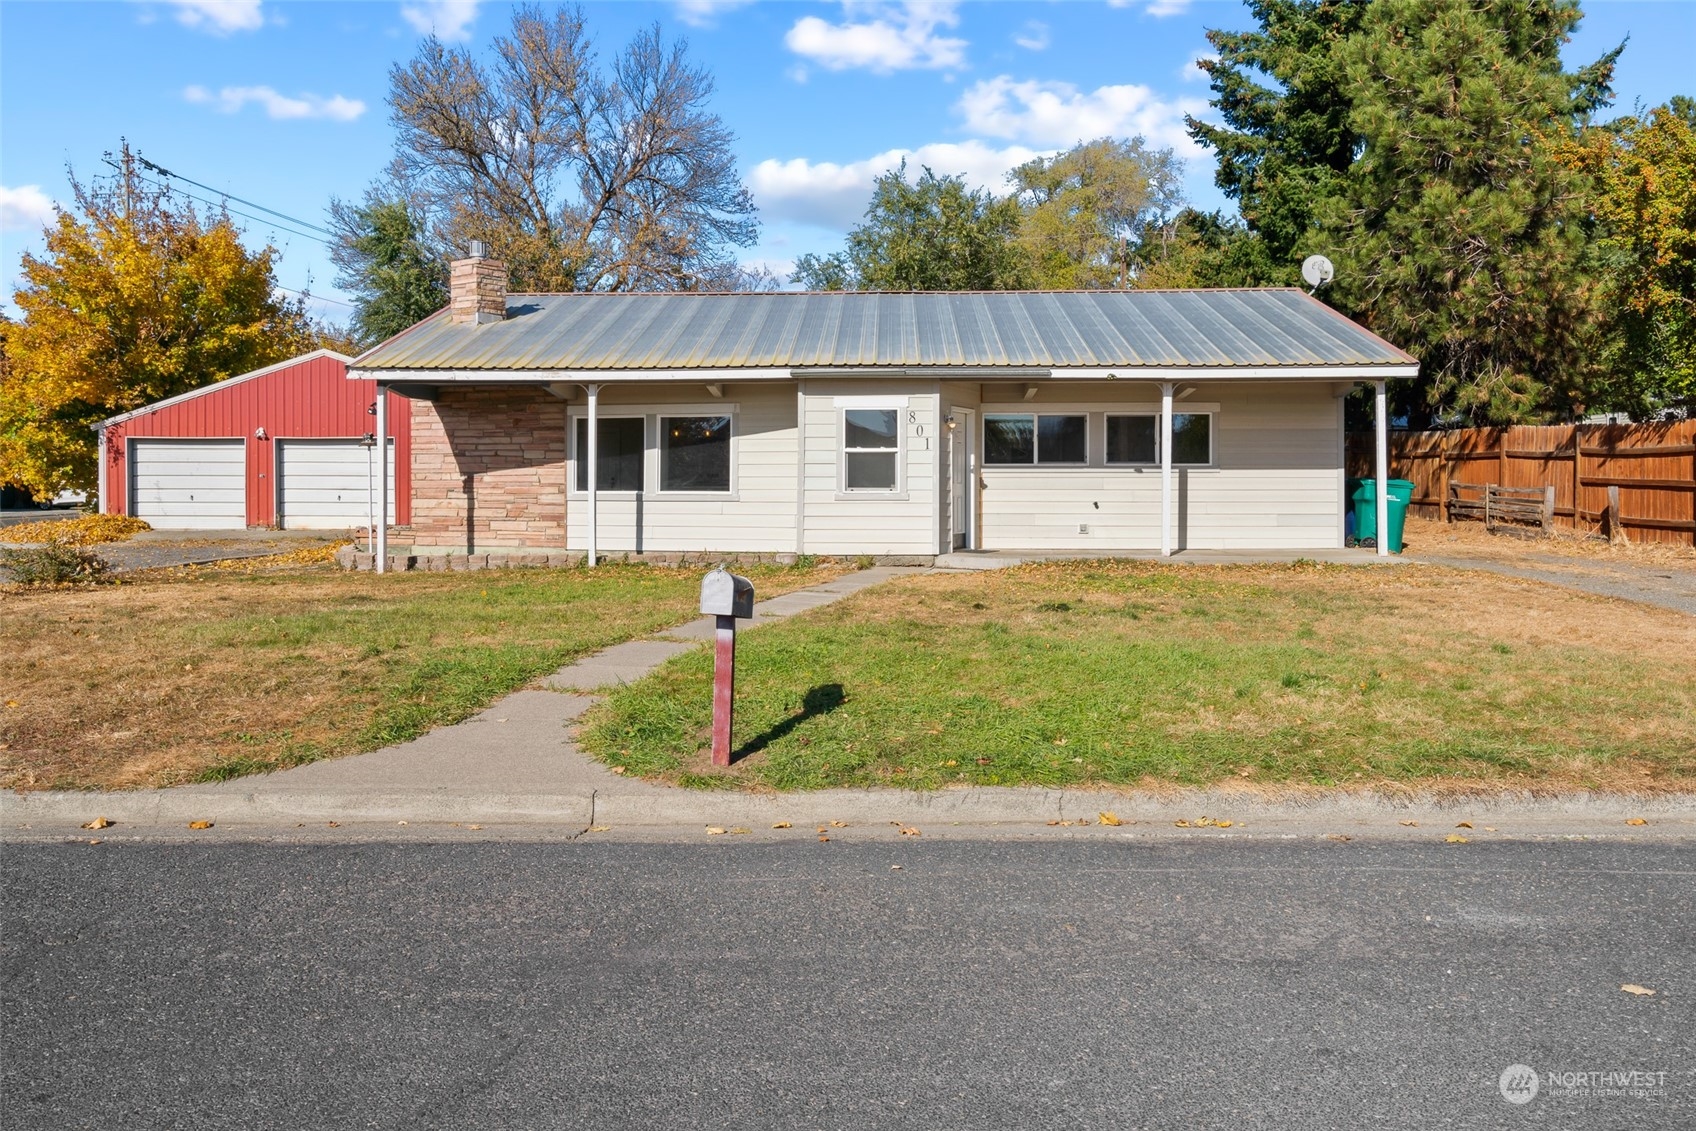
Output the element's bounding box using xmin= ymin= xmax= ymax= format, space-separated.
xmin=1105 ymin=412 xmax=1212 ymax=466
xmin=660 ymin=415 xmax=731 ymax=492
xmin=983 ymin=413 xmax=1087 ymax=465
xmin=574 ymin=416 xmax=644 ymax=491
xmin=841 ymin=408 xmax=900 ymax=491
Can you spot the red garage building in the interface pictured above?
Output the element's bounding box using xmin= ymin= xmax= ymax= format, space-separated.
xmin=95 ymin=350 xmax=412 ymax=530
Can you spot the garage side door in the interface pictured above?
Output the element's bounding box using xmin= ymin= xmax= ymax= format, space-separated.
xmin=276 ymin=439 xmax=396 ymax=529
xmin=130 ymin=439 xmax=246 ymax=529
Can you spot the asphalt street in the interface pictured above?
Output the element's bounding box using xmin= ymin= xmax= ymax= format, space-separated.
xmin=4 ymin=838 xmax=1690 ymax=1130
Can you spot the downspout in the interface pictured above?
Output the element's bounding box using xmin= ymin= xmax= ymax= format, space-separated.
xmin=1160 ymin=381 xmax=1175 ymax=557
xmin=376 ymin=386 xmax=389 ymax=574
xmin=1374 ymin=380 xmax=1389 ymax=558
xmin=586 ymin=382 xmax=599 ymax=567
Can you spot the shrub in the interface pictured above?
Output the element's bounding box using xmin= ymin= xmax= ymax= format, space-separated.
xmin=0 ymin=544 xmax=114 ymax=586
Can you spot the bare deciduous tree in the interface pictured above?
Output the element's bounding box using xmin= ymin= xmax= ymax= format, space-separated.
xmin=382 ymin=4 xmax=758 ymax=293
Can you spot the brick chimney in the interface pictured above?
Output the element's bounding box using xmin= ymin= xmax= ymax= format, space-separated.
xmin=448 ymin=241 xmax=507 ymax=325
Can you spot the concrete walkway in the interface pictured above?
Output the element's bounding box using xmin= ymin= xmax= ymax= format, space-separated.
xmin=6 ymin=560 xmax=1691 ymax=843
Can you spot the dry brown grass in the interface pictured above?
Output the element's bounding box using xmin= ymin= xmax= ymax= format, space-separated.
xmin=0 ymin=560 xmax=843 ymax=792
xmin=1403 ymin=514 xmax=1696 ymax=570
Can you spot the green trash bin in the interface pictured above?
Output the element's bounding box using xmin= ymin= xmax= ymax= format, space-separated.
xmin=1352 ymin=479 xmax=1413 ymax=552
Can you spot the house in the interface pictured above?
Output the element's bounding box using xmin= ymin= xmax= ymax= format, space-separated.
xmin=349 ymin=249 xmax=1415 ymax=567
xmin=94 ymin=350 xmax=413 ymax=531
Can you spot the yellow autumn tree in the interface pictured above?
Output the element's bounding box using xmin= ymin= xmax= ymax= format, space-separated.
xmin=1 ymin=172 xmax=320 ymax=500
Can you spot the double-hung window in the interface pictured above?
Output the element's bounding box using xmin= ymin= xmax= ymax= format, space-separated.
xmin=574 ymin=417 xmax=645 ymax=491
xmin=842 ymin=408 xmax=900 ymax=491
xmin=983 ymin=413 xmax=1087 ymax=465
xmin=1105 ymin=413 xmax=1212 ymax=466
xmin=660 ymin=415 xmax=731 ymax=492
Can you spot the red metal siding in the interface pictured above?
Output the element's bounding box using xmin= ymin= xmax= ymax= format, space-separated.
xmin=102 ymin=355 xmax=412 ymax=527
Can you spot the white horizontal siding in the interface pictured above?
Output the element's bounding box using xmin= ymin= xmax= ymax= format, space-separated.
xmin=799 ymin=382 xmax=940 ymax=555
xmin=130 ymin=439 xmax=246 ymax=529
xmin=564 ymin=383 xmax=797 ymax=553
xmin=980 ymin=382 xmax=1343 ymax=551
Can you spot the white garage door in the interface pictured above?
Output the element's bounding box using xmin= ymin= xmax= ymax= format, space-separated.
xmin=276 ymin=439 xmax=396 ymax=530
xmin=130 ymin=439 xmax=246 ymax=529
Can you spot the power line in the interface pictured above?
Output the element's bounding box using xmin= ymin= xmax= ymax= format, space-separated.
xmin=276 ymin=285 xmax=355 ymax=310
xmin=129 ymin=172 xmax=331 ymax=247
xmin=135 ymin=155 xmax=336 ymax=238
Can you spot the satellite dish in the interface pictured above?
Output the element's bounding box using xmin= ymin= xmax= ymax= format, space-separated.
xmin=1301 ymin=254 xmax=1335 ymax=290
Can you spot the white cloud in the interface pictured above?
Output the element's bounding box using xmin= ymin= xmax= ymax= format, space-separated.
xmin=672 ymin=0 xmax=757 ymax=28
xmin=0 ymin=185 xmax=57 ymax=232
xmin=165 ymin=0 xmax=264 ymax=35
xmin=1107 ymin=0 xmax=1193 ymax=15
xmin=183 ymin=84 xmax=367 ymax=122
xmin=1013 ymin=20 xmax=1049 ymax=52
xmin=955 ymin=75 xmax=1209 ymax=158
xmin=748 ymin=140 xmax=1045 ymax=231
xmin=784 ymin=2 xmax=967 ymax=74
xmin=399 ymin=0 xmax=480 ymax=42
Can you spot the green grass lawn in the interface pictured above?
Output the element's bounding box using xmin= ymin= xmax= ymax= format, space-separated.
xmin=580 ymin=561 xmax=1696 ymax=792
xmin=1 ymin=561 xmax=839 ymax=790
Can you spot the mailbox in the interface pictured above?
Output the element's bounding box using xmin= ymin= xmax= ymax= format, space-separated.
xmin=700 ymin=568 xmax=755 ymax=619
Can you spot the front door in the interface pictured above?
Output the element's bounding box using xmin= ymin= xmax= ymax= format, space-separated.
xmin=948 ymin=408 xmax=974 ymax=550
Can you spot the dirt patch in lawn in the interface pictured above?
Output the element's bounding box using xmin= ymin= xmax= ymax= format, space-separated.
xmin=0 ymin=560 xmax=843 ymax=792
xmin=581 ymin=561 xmax=1696 ymax=794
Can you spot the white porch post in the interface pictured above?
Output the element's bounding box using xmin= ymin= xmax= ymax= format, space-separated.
xmin=375 ymin=387 xmax=389 ymax=574
xmin=585 ymin=382 xmax=600 ymax=568
xmin=97 ymin=428 xmax=108 ymax=515
xmin=1374 ymin=379 xmax=1389 ymax=557
xmin=1160 ymin=381 xmax=1175 ymax=557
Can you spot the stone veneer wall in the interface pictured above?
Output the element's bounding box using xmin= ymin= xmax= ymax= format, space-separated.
xmin=410 ymin=386 xmax=566 ymax=552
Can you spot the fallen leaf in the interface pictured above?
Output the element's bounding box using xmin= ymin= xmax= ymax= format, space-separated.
xmin=943 ymin=760 xmax=958 ymax=767
xmin=1455 ymin=822 xmax=1473 ymax=829
xmin=85 ymin=839 xmax=102 ymax=846
xmin=706 ymin=826 xmax=727 ymax=835
xmin=328 ymin=821 xmax=342 ymax=829
xmin=397 ymin=820 xmax=408 ymax=826
xmin=588 ymin=825 xmax=611 ymax=832
xmin=1046 ymin=820 xmax=1062 ymax=826
xmin=899 ymin=826 xmax=921 ymax=836
xmin=1625 ymin=817 xmax=1648 ymax=826
xmin=1399 ymin=820 xmax=1419 ymax=827
xmin=1621 ymin=984 xmax=1656 ymax=996
xmin=772 ymin=821 xmax=792 ymax=829
xmin=817 ymin=826 xmax=829 ymax=833
xmin=829 ymin=820 xmax=848 ymax=828
xmin=610 ymin=766 xmax=627 ymax=775
xmin=1215 ymin=820 xmax=1234 ymax=829
xmin=728 ymin=827 xmax=751 ymax=835
xmin=1485 ymin=826 xmax=1498 ymax=832
xmin=1099 ymin=811 xmax=1122 ymax=827
xmin=1196 ymin=816 xmax=1217 ymax=827
xmin=1174 ymin=819 xmax=1191 ymax=828
xmin=1445 ymin=834 xmax=1469 ymax=844
xmin=1327 ymin=834 xmax=1352 ymax=842
xmin=188 ymin=820 xmax=213 ymax=830
xmin=975 ymin=757 xmax=992 ymax=765
xmin=817 ymin=835 xmax=830 ymax=842
xmin=4 ymin=700 xmax=17 ymax=709
xmin=81 ymin=816 xmax=113 ymax=830
xmin=890 ymin=864 xmax=903 ymax=870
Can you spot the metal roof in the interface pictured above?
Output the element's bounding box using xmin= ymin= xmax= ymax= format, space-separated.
xmin=352 ymin=289 xmax=1416 ymax=374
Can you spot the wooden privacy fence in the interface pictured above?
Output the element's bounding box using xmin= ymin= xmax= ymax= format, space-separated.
xmin=1346 ymin=420 xmax=1696 ymax=547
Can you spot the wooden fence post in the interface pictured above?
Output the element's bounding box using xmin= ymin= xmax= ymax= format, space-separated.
xmin=1606 ymin=484 xmax=1625 ymax=545
xmin=1440 ymin=430 xmax=1453 ymax=523
xmin=1570 ymin=423 xmax=1582 ymax=534
xmin=1542 ymin=484 xmax=1555 ymax=532
xmin=1497 ymin=428 xmax=1508 ymax=490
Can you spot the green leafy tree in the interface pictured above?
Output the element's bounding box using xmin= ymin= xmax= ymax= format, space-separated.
xmin=1554 ymin=100 xmax=1696 ymax=416
xmin=328 ymin=192 xmax=448 ymax=347
xmin=1007 ymin=138 xmax=1184 ymax=289
xmin=1186 ymin=0 xmax=1370 ymax=275
xmin=1 ymin=169 xmax=319 ymax=500
xmin=1128 ymin=208 xmax=1280 ymax=289
xmin=1320 ymin=0 xmax=1620 ymax=423
xmin=791 ymin=161 xmax=1029 ymax=292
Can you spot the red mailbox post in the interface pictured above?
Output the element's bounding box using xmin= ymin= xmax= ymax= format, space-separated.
xmin=699 ymin=569 xmax=755 ymax=766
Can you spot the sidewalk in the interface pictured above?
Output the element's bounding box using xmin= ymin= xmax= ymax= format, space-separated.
xmin=5 ymin=563 xmax=1692 ymax=843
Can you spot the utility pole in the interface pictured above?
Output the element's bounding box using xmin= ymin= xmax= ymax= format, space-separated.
xmin=99 ymin=138 xmax=138 ymax=219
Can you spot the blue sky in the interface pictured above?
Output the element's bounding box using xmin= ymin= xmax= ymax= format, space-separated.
xmin=2 ymin=0 xmax=1692 ymax=326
